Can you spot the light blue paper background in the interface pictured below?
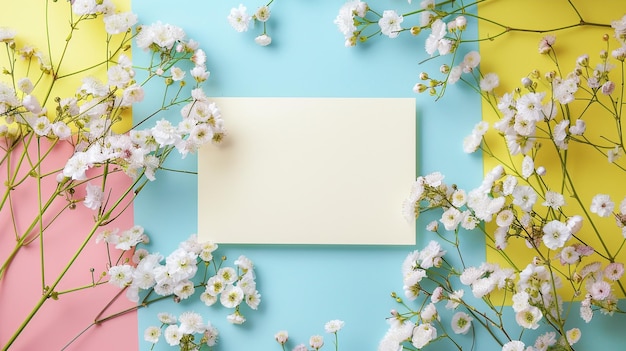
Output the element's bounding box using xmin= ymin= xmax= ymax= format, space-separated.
xmin=128 ymin=1 xmax=625 ymax=350
xmin=129 ymin=1 xmax=484 ymax=349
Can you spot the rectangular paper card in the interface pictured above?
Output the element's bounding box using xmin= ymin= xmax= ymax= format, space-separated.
xmin=198 ymin=97 xmax=416 ymax=245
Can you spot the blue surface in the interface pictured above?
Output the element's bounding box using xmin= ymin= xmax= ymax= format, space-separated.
xmin=132 ymin=1 xmax=485 ymax=350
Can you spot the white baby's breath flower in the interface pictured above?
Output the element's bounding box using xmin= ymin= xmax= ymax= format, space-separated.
xmin=589 ymin=280 xmax=611 ymax=300
xmin=228 ymin=4 xmax=252 ymax=32
xmin=108 ymin=264 xmax=134 ymax=287
xmin=144 ymin=326 xmax=161 ymax=343
xmin=72 ymin=0 xmax=98 ymax=15
xmin=204 ymin=324 xmax=219 ymax=346
xmin=173 ymin=280 xmax=195 ymax=299
xmin=103 ymin=11 xmax=138 ymax=35
xmin=462 ymin=51 xmax=481 ymax=72
xmin=191 ymin=65 xmax=210 ymax=82
xmin=512 ymin=185 xmax=537 ymax=212
xmin=521 ymin=155 xmax=534 ymax=179
xmin=245 ymin=289 xmax=261 ymax=310
xmin=378 ymin=10 xmax=403 ymax=39
xmin=254 ymin=5 xmax=271 ymax=22
xmin=324 ymin=319 xmax=345 ymax=333
xmin=480 ymin=72 xmax=500 ymax=92
xmin=542 ymin=220 xmax=571 ymax=250
xmin=569 ymin=119 xmax=586 ymax=135
xmin=502 ymin=340 xmax=525 ymax=351
xmin=254 ymin=34 xmax=272 ymax=46
xmin=463 ymin=133 xmax=482 ymax=153
xmin=559 ymin=246 xmax=580 ymax=265
xmin=608 ymin=145 xmax=622 ymax=163
xmin=178 ymin=311 xmax=205 ymax=334
xmin=515 ymin=306 xmax=542 ymax=329
xmin=227 ymin=311 xmax=246 ymax=324
xmin=566 ymin=328 xmax=581 ymax=345
xmin=451 ymin=312 xmax=472 ymax=334
xmin=309 ymin=335 xmax=324 ymax=349
xmin=542 ymin=190 xmax=565 ymax=210
xmin=411 ymin=323 xmax=436 ymax=349
xmin=605 ymin=262 xmax=624 ymax=281
xmin=422 ymin=301 xmax=441 ymax=321
xmin=274 ymin=330 xmax=289 ymax=345
xmin=51 ymin=121 xmax=72 ymax=140
xmin=83 ymin=182 xmax=104 ymax=210
xmin=425 ymin=19 xmax=447 ymax=56
xmin=445 ymin=289 xmax=464 ymax=309
xmin=0 ymin=27 xmax=17 ymax=42
xmin=590 ymin=194 xmax=614 ymax=217
xmin=495 ymin=209 xmax=514 ymax=227
xmin=534 ymin=331 xmax=557 ymax=350
xmin=440 ymin=207 xmax=462 ymax=231
xmin=218 ymin=267 xmax=237 ymax=284
xmin=200 ymin=290 xmax=218 ymax=306
xmin=164 ymin=324 xmax=182 ymax=346
xmin=220 ymin=285 xmax=244 ymax=308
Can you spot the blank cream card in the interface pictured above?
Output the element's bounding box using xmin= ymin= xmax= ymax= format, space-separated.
xmin=198 ymin=97 xmax=416 ymax=245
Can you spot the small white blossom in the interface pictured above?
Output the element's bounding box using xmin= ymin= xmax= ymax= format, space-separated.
xmin=378 ymin=10 xmax=403 ymax=39
xmin=228 ymin=4 xmax=252 ymax=32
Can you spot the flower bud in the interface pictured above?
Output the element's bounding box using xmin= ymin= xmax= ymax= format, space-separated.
xmin=254 ymin=34 xmax=272 ymax=46
xmin=573 ymin=272 xmax=582 ymax=283
xmin=567 ymin=215 xmax=583 ymax=234
xmin=602 ymin=81 xmax=615 ymax=95
xmin=413 ymin=83 xmax=427 ymax=93
xmin=447 ymin=21 xmax=457 ymax=32
xmin=410 ymin=26 xmax=421 ymax=35
xmin=544 ymin=70 xmax=556 ymax=81
xmin=603 ymin=33 xmax=610 ymax=41
xmin=420 ymin=72 xmax=429 ymax=80
xmin=23 ymin=95 xmax=42 ymax=114
xmin=530 ymin=69 xmax=540 ymax=79
xmin=521 ymin=77 xmax=533 ymax=88
xmin=440 ymin=64 xmax=450 ymax=74
xmin=536 ymin=166 xmax=546 ymax=176
xmin=612 ymin=47 xmax=626 ymax=61
xmin=455 ymin=16 xmax=467 ymax=30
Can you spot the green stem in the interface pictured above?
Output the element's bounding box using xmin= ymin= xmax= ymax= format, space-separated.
xmin=1 ymin=174 xmax=142 ymax=350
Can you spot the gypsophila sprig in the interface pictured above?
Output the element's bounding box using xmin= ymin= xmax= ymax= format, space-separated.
xmin=0 ymin=1 xmax=257 ymax=349
xmin=275 ymin=320 xmax=344 ymax=351
xmin=334 ymin=1 xmax=616 ymax=99
xmin=228 ymin=0 xmax=276 ymax=46
xmin=379 ymin=3 xmax=626 ymax=350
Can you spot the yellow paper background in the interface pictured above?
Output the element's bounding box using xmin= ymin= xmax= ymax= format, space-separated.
xmin=0 ymin=0 xmax=132 ymax=131
xmin=479 ymin=0 xmax=626 ymax=298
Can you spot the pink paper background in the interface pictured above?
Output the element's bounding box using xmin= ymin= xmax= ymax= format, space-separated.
xmin=0 ymin=140 xmax=137 ymax=350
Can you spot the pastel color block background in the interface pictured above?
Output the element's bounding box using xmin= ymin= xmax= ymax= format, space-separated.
xmin=0 ymin=1 xmax=136 ymax=350
xmin=3 ymin=0 xmax=626 ymax=350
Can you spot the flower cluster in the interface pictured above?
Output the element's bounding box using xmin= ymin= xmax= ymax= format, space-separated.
xmin=275 ymin=320 xmax=345 ymax=351
xmin=0 ymin=1 xmax=254 ymax=349
xmin=380 ymin=10 xmax=626 ymax=350
xmin=144 ymin=311 xmax=219 ymax=350
xmin=104 ymin=232 xmax=260 ymax=320
xmin=333 ymin=0 xmax=476 ymax=96
xmin=120 ymin=235 xmax=260 ymax=350
xmin=227 ymin=1 xmax=275 ymax=46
